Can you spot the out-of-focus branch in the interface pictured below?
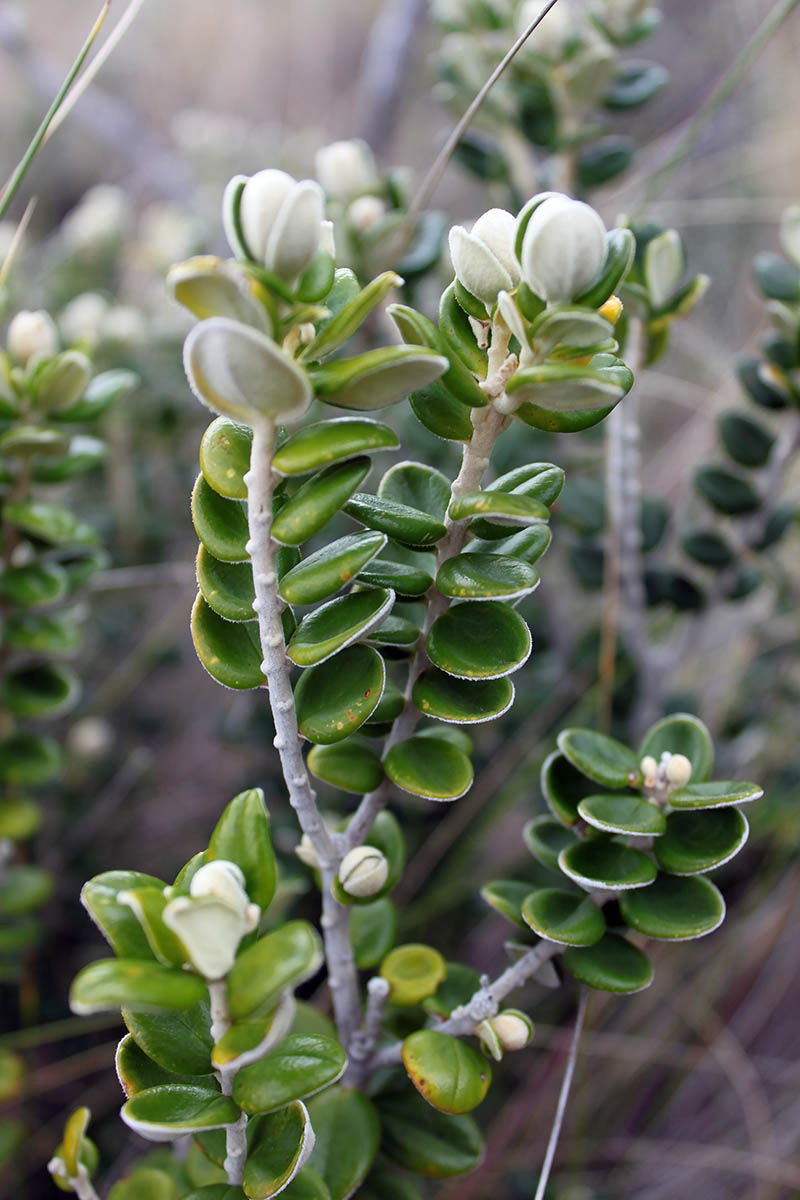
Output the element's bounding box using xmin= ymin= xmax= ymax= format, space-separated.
xmin=355 ymin=0 xmax=430 ymax=156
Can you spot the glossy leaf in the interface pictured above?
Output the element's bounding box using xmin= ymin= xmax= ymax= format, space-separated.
xmin=306 ymin=1088 xmax=380 ymax=1200
xmin=480 ymin=880 xmax=531 ymax=927
xmin=695 ymin=465 xmax=760 ymax=515
xmin=384 ymin=735 xmax=473 ymax=801
xmin=302 ymin=271 xmax=403 ymax=361
xmin=118 ymin=887 xmax=187 ymax=967
xmin=208 ymin=788 xmax=277 ymax=911
xmin=191 ymin=595 xmax=265 ymax=690
xmin=192 ymin=475 xmax=250 ymax=562
xmin=273 ymin=419 xmax=399 ymax=477
xmin=410 ymin=381 xmax=474 ymax=441
xmin=243 ymin=1102 xmax=314 ymax=1198
xmin=559 ymin=838 xmax=657 ymax=891
xmin=307 ymin=741 xmax=383 ymax=794
xmin=345 ymin=493 xmax=447 ymax=547
xmin=562 ymin=934 xmax=653 ymax=994
xmin=3 ymin=501 xmax=97 ymax=547
xmin=71 ymin=960 xmax=206 ymax=1015
xmin=197 ymin=547 xmax=256 ymax=621
xmin=310 ymin=346 xmax=448 ymax=412
xmin=228 ymin=922 xmax=323 ymax=1021
xmin=378 ymin=461 xmax=451 ymax=520
xmin=2 ymin=663 xmax=80 ymax=718
xmin=200 ymin=418 xmax=253 ymax=500
xmin=357 ymin=557 xmax=433 ymax=597
xmin=115 ymin=1034 xmax=215 ymax=1098
xmin=718 ymin=411 xmax=774 ymax=468
xmin=0 ymin=561 xmax=68 ymax=607
xmin=668 ymin=780 xmax=763 ymax=810
xmin=413 ymin=668 xmax=513 ymax=724
xmin=620 ymin=873 xmax=726 ymax=940
xmin=350 ymin=899 xmax=397 ymax=969
xmin=638 ymin=713 xmax=713 ymax=783
xmin=436 ymin=553 xmax=539 ymax=601
xmin=0 ymin=734 xmax=62 ymax=786
xmin=655 ymin=808 xmax=749 ymax=876
xmin=427 ymin=601 xmax=531 ymax=679
xmin=557 ymin=728 xmax=639 ymax=789
xmin=234 ymin=1036 xmax=346 ymax=1115
xmin=578 ymin=793 xmax=666 ymax=837
xmin=379 ymin=1091 xmax=483 ymax=1179
xmin=294 ymin=645 xmax=385 ymax=744
xmin=523 ymin=816 xmax=579 ymax=872
xmin=402 ymin=1031 xmax=490 ymax=1114
xmin=471 ymin=525 xmax=552 ymax=565
xmin=272 ymin=458 xmax=371 ymax=547
xmin=81 ymin=871 xmax=164 ymax=959
xmin=279 ymin=532 xmax=386 ymax=605
xmin=212 ymin=998 xmax=297 ymax=1073
xmin=123 ymin=1002 xmax=213 ymax=1076
xmin=521 ymin=888 xmax=605 ymax=946
xmin=387 ymin=303 xmax=487 ymax=407
xmin=287 ymin=588 xmax=395 ymax=667
xmin=448 ymin=491 xmax=550 ymax=529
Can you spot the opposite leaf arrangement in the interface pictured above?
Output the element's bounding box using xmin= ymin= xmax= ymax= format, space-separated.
xmin=52 ymin=153 xmax=766 ymax=1200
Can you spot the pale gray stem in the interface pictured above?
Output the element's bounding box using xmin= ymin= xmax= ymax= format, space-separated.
xmin=207 ymin=981 xmax=248 ymax=1186
xmin=346 ymin=977 xmax=391 ymax=1087
xmin=533 ymin=985 xmax=589 ymax=1200
xmin=245 ymin=418 xmax=361 ymax=1050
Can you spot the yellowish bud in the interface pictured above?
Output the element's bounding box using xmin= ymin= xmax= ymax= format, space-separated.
xmin=598 ymin=294 xmax=623 ymax=323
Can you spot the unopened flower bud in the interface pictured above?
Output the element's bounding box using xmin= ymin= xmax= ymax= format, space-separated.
xmin=229 ymin=169 xmax=326 ymax=283
xmin=163 ymin=859 xmax=260 ymax=980
xmin=517 ymin=0 xmax=577 ymax=57
xmin=490 ymin=1010 xmax=534 ymax=1051
xmin=348 ymin=195 xmax=387 ymax=235
xmin=520 ymin=195 xmax=607 ymax=304
xmin=665 ymin=753 xmax=692 ymax=788
xmin=598 ymin=294 xmax=623 ymax=323
xmin=316 ymin=139 xmax=379 ymax=200
xmin=449 ymin=208 xmax=519 ymax=309
xmin=643 ymin=229 xmax=686 ymax=311
xmin=7 ymin=310 xmax=59 ymax=365
xmin=338 ymin=845 xmax=389 ymax=898
xmin=295 ymin=834 xmax=321 ymax=870
xmin=59 ymin=293 xmax=110 ymax=348
xmin=640 ymin=755 xmax=658 ymax=782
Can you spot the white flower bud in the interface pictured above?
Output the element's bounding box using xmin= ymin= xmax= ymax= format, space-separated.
xmin=101 ymin=305 xmax=148 ymax=347
xmin=316 ymin=139 xmax=379 ymax=200
xmin=234 ymin=169 xmax=325 ymax=283
xmin=163 ymin=859 xmax=260 ymax=980
xmin=338 ymin=845 xmax=389 ymax=898
xmin=7 ymin=310 xmax=59 ymax=365
xmin=61 ymin=185 xmax=131 ymax=256
xmin=520 ymin=195 xmax=607 ymax=304
xmin=66 ymin=716 xmax=115 ymax=761
xmin=517 ymin=0 xmax=577 ymax=57
xmin=489 ymin=1010 xmax=534 ymax=1051
xmin=780 ymin=205 xmax=800 ymax=269
xmin=665 ymin=753 xmax=692 ymax=788
xmin=295 ymin=834 xmax=321 ymax=870
xmin=319 ymin=219 xmax=337 ymax=259
xmin=190 ymin=859 xmax=249 ymax=912
xmin=59 ymin=293 xmax=110 ymax=348
xmin=449 ymin=208 xmax=519 ymax=309
xmin=348 ymin=195 xmax=388 ymax=235
xmin=643 ymin=229 xmax=686 ymax=310
xmin=640 ymin=755 xmax=658 ymax=782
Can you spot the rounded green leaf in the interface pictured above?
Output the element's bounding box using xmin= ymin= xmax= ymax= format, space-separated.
xmin=279 ymin=1169 xmax=331 ymax=1200
xmin=436 ymin=553 xmax=539 ymax=601
xmin=55 ymin=367 xmax=137 ymax=423
xmin=668 ymin=780 xmax=763 ymax=810
xmin=523 ymin=817 xmax=579 ymax=872
xmin=81 ymin=870 xmax=164 ymax=959
xmin=192 ymin=475 xmax=250 ymax=562
xmin=521 ymin=888 xmax=605 ymax=946
xmin=472 ymin=525 xmax=552 ymax=565
xmin=32 ymin=435 xmax=106 ymax=483
xmin=108 ymin=1167 xmax=178 ymax=1200
xmin=2 ymin=663 xmax=80 ymax=718
xmin=655 ymin=808 xmax=749 ymax=875
xmin=243 ymin=1102 xmax=314 ymax=1197
xmin=379 ymin=1091 xmax=483 ymax=1179
xmin=413 ymin=668 xmax=514 ymax=724
xmin=681 ymin=528 xmax=735 ymax=568
xmin=529 ymin=307 xmax=614 ymax=355
xmin=350 ymin=899 xmax=397 ymax=969
xmin=718 ymin=411 xmax=774 ymax=469
xmin=0 ymin=865 xmax=52 ymax=915
xmin=378 ymin=461 xmax=451 ymax=521
xmin=70 ymin=960 xmax=207 ymax=1015
xmin=578 ymin=793 xmax=666 ymax=837
xmin=191 ymin=595 xmax=265 ymax=690
xmin=380 ymin=943 xmax=447 ymax=1006
xmin=212 ymin=1000 xmax=296 ymax=1072
xmin=619 ymin=873 xmax=726 ymax=940
xmin=638 ymin=713 xmax=713 ymax=783
xmin=557 ymin=728 xmax=640 ymax=789
xmin=427 ymin=601 xmax=531 ymax=679
xmin=228 ymin=921 xmax=323 ymax=1021
xmin=562 ymin=934 xmax=653 ymax=994
xmin=365 ymin=613 xmax=419 ymax=648
xmin=402 ymin=1031 xmax=490 ymax=1115
xmin=358 ymin=1171 xmax=423 ymax=1200
xmin=384 ymin=735 xmax=473 ymax=801
xmin=294 ymin=645 xmax=385 ymax=744
xmin=272 ymin=458 xmax=371 ymax=547
xmin=3 ymin=501 xmax=98 ymax=547
xmin=387 ymin=303 xmax=487 ymax=408
xmin=345 ymin=493 xmax=446 ymax=547
xmin=118 ymin=887 xmax=187 ymax=967
xmin=197 ymin=546 xmax=256 ymax=621
xmin=0 ymin=561 xmax=68 ymax=607
xmin=357 ymin=557 xmax=433 ymax=597
xmin=279 ymin=532 xmax=386 ymax=605
xmin=695 ymin=465 xmax=760 ymax=515
xmin=208 ymin=788 xmax=277 ymax=911
xmin=448 ymin=491 xmax=549 ymax=528
xmin=480 ymin=880 xmax=531 ymax=927
xmin=123 ymin=1002 xmax=213 ymax=1076
xmin=574 ymin=228 xmax=636 ymax=308
xmin=423 ymin=962 xmax=482 ymax=1019
xmin=410 ymin=381 xmax=474 ymax=441
xmin=4 ymin=609 xmax=82 ymax=656
xmin=306 ymin=741 xmax=383 ymax=793
xmin=234 ymin=1036 xmax=346 ymax=1115
xmin=287 ymin=588 xmax=395 ymax=667
xmin=753 ymin=251 xmax=800 ymax=301
xmin=505 ymin=358 xmax=632 ymax=414
xmin=302 ymin=271 xmax=403 ymax=361
xmin=0 ymin=733 xmax=62 ymax=786
xmin=0 ymin=797 xmax=42 ymax=841
xmin=273 ymin=418 xmax=399 ymax=477
xmin=559 ymin=838 xmax=657 ymax=891
xmin=306 ymin=1087 xmax=380 ymax=1200
xmin=115 ymin=1034 xmax=215 ymax=1098
xmin=200 ymin=418 xmax=253 ymax=500
xmin=168 ymin=255 xmax=272 ymax=328
xmin=310 ymin=346 xmax=448 ymax=412
xmin=184 ymin=317 xmax=312 ymax=424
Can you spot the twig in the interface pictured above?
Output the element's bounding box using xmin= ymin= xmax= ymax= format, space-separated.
xmin=0 ymin=1 xmax=111 ymax=222
xmin=207 ymin=981 xmax=247 ymax=1185
xmin=346 ymin=977 xmax=391 ymax=1088
xmin=534 ymin=986 xmax=589 ymax=1200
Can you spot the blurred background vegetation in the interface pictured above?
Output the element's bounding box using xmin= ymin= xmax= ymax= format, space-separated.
xmin=2 ymin=0 xmax=800 ymax=1196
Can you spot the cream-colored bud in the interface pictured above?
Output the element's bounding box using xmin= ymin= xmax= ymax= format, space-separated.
xmin=66 ymin=717 xmax=114 ymax=761
xmin=319 ymin=219 xmax=336 ymax=258
xmin=640 ymin=756 xmax=658 ymax=781
xmin=520 ymin=195 xmax=607 ymax=304
xmin=59 ymin=293 xmax=110 ymax=348
xmin=235 ymin=169 xmax=325 ymax=283
xmin=470 ymin=209 xmax=521 ymax=283
xmin=489 ymin=1010 xmax=534 ymax=1051
xmin=162 ymin=859 xmax=260 ymax=980
xmin=190 ymin=860 xmax=250 ymax=913
xmin=316 ymin=139 xmax=378 ymax=200
xmin=339 ymin=845 xmax=389 ymax=898
xmin=7 ymin=310 xmax=59 ymax=365
xmin=449 ymin=209 xmax=519 ymax=308
xmin=665 ymin=753 xmax=692 ymax=788
xmin=644 ymin=229 xmax=685 ymax=310
xmin=348 ymin=195 xmax=387 ymax=235
xmin=295 ymin=834 xmax=321 ymax=870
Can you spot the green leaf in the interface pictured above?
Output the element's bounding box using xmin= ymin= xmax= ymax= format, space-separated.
xmin=212 ymin=999 xmax=296 ymax=1072
xmin=380 ymin=943 xmax=446 ymax=1006
xmin=402 ymin=1031 xmax=490 ymax=1115
xmin=307 ymin=741 xmax=383 ymax=794
xmin=0 ymin=561 xmax=67 ymax=607
xmin=0 ymin=865 xmax=52 ymax=915
xmin=200 ymin=418 xmax=253 ymax=500
xmin=578 ymin=793 xmax=666 ymax=837
xmin=505 ymin=357 xmax=632 ymax=415
xmin=34 ymin=350 xmax=92 ymax=414
xmin=273 ymin=418 xmax=399 ymax=476
xmin=279 ymin=1170 xmax=331 ymax=1200
xmin=0 ymin=733 xmax=62 ymax=786
xmin=61 ymin=1106 xmax=91 ymax=1176
xmin=358 ymin=1171 xmax=423 ymax=1200
xmin=668 ymin=781 xmax=763 ymax=810
xmin=523 ymin=817 xmax=579 ymax=872
xmin=306 ymin=1088 xmax=380 ymax=1200
xmin=427 ymin=601 xmax=531 ymax=679
xmin=310 ymin=347 xmax=448 ymax=412
xmin=379 ymin=1090 xmax=483 ymax=1178
xmin=387 ymin=303 xmax=487 ymax=407
xmin=529 ymin=307 xmax=614 ymax=356
xmin=279 ymin=532 xmax=386 ymax=605
xmin=123 ymin=1003 xmax=213 ymax=1075
xmin=562 ymin=933 xmax=653 ymax=994
xmin=4 ymin=608 xmax=83 ymax=656
xmin=118 ymin=887 xmax=187 ymax=967
xmin=184 ymin=317 xmax=312 ymax=424
xmin=365 ymin=613 xmax=419 ymax=648
xmin=384 ymin=735 xmax=473 ymax=801
xmin=471 ymin=525 xmax=552 ymax=565
xmin=753 ymin=252 xmax=800 ymax=301
xmin=438 ymin=282 xmax=488 ymax=377
xmin=234 ymin=1036 xmax=346 ymax=1115
xmin=448 ymin=491 xmax=550 ymax=529
xmin=350 ymin=899 xmax=397 ymax=969
xmin=3 ymin=501 xmax=98 ymax=547
xmin=272 ymin=458 xmax=371 ymax=547
xmin=521 ymin=888 xmax=605 ymax=946
xmin=413 ymin=668 xmax=513 ymax=725
xmin=345 ymin=493 xmax=446 ymax=547
xmin=559 ymin=838 xmax=657 ymax=891
xmin=209 ymin=788 xmax=277 ymax=911
xmin=695 ymin=465 xmax=760 ymax=515
xmin=71 ymin=960 xmax=207 ymax=1015
xmin=168 ymin=255 xmax=272 ymax=329
xmin=108 ymin=1167 xmax=178 ymax=1200
xmin=655 ymin=808 xmax=749 ymax=875
xmin=378 ymin=461 xmax=451 ymax=520
xmin=81 ymin=871 xmax=164 ymax=959
xmin=122 ymin=1084 xmax=239 ymax=1143
xmin=0 ymin=797 xmax=42 ymax=841
xmin=115 ymin=1034 xmax=216 ymax=1098
xmin=294 ymin=645 xmax=386 ymax=744
xmin=435 ymin=553 xmax=539 ymax=601
xmin=718 ymin=411 xmax=774 ymax=468
xmin=423 ymin=962 xmax=482 ymax=1019
xmin=2 ymin=663 xmax=80 ymax=718
xmin=680 ymin=528 xmax=735 ymax=568
xmin=0 ymin=424 xmax=67 ymax=457
xmin=192 ymin=474 xmax=250 ymax=562
xmin=577 ymin=136 xmax=634 ymax=188
xmin=32 ymin=435 xmax=107 ymax=483
xmin=557 ymin=728 xmax=640 ymax=789
xmin=302 ymin=272 xmax=403 ymax=361
xmin=228 ymin=922 xmax=323 ymax=1021
xmin=287 ymin=588 xmax=395 ymax=667
xmin=480 ymin=880 xmax=531 ymax=927
xmin=191 ymin=595 xmax=265 ymax=690
xmin=357 ymin=556 xmax=433 ymax=597
xmin=410 ymin=381 xmax=474 ymax=441
xmin=54 ymin=367 xmax=138 ymax=423
xmin=604 ymin=61 xmax=669 ymax=109
xmin=197 ymin=547 xmax=256 ymax=621
xmin=620 ymin=873 xmax=726 ymax=940
xmin=638 ymin=713 xmax=713 ymax=783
